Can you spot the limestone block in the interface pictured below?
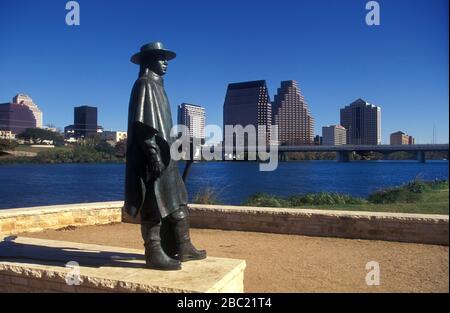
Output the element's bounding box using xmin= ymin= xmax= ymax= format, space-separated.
xmin=0 ymin=236 xmax=246 ymax=293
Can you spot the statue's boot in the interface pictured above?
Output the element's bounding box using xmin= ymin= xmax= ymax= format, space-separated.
xmin=171 ymin=210 xmax=207 ymax=262
xmin=141 ymin=223 xmax=181 ymax=271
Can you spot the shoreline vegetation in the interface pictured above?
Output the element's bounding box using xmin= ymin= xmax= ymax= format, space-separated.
xmin=1 ymin=134 xmax=448 ymax=165
xmin=1 ymin=146 xmax=448 ymax=165
xmin=0 ymin=137 xmax=126 ymax=165
xmin=194 ymin=180 xmax=449 ymax=215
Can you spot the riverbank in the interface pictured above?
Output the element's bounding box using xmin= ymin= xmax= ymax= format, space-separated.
xmin=237 ymin=180 xmax=449 ymax=215
xmin=0 ymin=144 xmax=125 ymax=164
xmin=290 ymin=188 xmax=448 ymax=215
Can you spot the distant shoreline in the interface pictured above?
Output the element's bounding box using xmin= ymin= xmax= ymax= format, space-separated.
xmin=0 ymin=156 xmax=126 ymax=165
xmin=1 ymin=156 xmax=449 ymax=166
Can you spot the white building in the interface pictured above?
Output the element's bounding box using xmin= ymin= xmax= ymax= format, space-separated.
xmin=13 ymin=94 xmax=43 ymax=128
xmin=322 ymin=125 xmax=347 ymax=146
xmin=101 ymin=131 xmax=127 ymax=143
xmin=0 ymin=130 xmax=15 ymax=140
xmin=177 ymin=103 xmax=206 ymax=140
xmin=43 ymin=126 xmax=58 ymax=132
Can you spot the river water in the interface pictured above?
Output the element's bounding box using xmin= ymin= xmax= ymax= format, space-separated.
xmin=0 ymin=161 xmax=448 ymax=209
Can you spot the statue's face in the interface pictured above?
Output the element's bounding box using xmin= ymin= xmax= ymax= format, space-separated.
xmin=148 ymin=59 xmax=168 ymax=76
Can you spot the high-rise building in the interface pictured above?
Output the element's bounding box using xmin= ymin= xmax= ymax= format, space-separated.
xmin=0 ymin=94 xmax=43 ymax=135
xmin=322 ymin=125 xmax=347 ymax=146
xmin=74 ymin=106 xmax=98 ymax=138
xmin=223 ymin=80 xmax=272 ymax=147
xmin=12 ymin=94 xmax=43 ymax=128
xmin=0 ymin=101 xmax=36 ymax=135
xmin=177 ymin=103 xmax=206 ymax=140
xmin=390 ymin=131 xmax=415 ymax=145
xmin=340 ymin=98 xmax=381 ymax=145
xmin=272 ymin=80 xmax=314 ymax=145
xmin=314 ymin=135 xmax=323 ymax=146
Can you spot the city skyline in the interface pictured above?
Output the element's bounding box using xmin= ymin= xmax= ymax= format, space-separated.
xmin=0 ymin=85 xmax=442 ymax=146
xmin=0 ymin=0 xmax=448 ymax=144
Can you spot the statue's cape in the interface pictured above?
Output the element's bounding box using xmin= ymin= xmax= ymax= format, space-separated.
xmin=127 ymin=72 xmax=172 ymax=167
xmin=124 ymin=71 xmax=187 ymax=220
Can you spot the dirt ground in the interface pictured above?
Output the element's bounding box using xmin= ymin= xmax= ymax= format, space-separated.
xmin=20 ymin=223 xmax=449 ymax=293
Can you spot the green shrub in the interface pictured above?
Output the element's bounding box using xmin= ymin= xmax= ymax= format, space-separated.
xmin=429 ymin=180 xmax=449 ymax=190
xmin=287 ymin=192 xmax=365 ymax=206
xmin=0 ymin=139 xmax=18 ymax=151
xmin=367 ymin=179 xmax=439 ymax=204
xmin=244 ymin=192 xmax=364 ymax=207
xmin=33 ymin=144 xmax=123 ymax=164
xmin=192 ymin=186 xmax=222 ymax=205
xmin=244 ymin=193 xmax=290 ymax=207
xmin=95 ymin=141 xmax=116 ymax=156
xmin=406 ymin=180 xmax=430 ymax=194
xmin=36 ymin=147 xmax=79 ymax=163
xmin=368 ymin=188 xmax=413 ymax=204
xmin=368 ymin=179 xmax=449 ymax=204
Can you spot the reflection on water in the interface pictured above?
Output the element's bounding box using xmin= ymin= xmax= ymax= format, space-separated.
xmin=0 ymin=161 xmax=448 ymax=209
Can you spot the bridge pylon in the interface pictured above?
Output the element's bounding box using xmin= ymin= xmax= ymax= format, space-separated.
xmin=337 ymin=151 xmax=350 ymax=162
xmin=417 ymin=151 xmax=426 ymax=163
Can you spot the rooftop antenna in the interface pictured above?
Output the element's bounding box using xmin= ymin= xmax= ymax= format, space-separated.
xmin=432 ymin=124 xmax=436 ymax=144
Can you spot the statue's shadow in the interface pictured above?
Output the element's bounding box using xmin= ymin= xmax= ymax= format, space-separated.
xmin=0 ymin=236 xmax=146 ymax=269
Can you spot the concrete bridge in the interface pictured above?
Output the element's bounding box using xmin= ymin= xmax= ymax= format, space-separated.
xmin=218 ymin=144 xmax=448 ymax=163
xmin=276 ymin=144 xmax=449 ymax=163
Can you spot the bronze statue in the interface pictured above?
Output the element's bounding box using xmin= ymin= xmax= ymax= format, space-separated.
xmin=124 ymin=42 xmax=206 ymax=270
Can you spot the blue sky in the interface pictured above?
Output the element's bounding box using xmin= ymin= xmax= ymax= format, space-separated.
xmin=0 ymin=0 xmax=448 ymax=144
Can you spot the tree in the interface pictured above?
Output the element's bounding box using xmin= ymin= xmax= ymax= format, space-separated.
xmin=95 ymin=140 xmax=116 ymax=156
xmin=0 ymin=139 xmax=18 ymax=152
xmin=18 ymin=128 xmax=64 ymax=146
xmin=115 ymin=139 xmax=127 ymax=158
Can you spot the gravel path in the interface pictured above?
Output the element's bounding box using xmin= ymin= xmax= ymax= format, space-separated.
xmin=20 ymin=223 xmax=449 ymax=292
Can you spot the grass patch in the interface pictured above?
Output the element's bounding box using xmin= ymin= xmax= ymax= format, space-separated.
xmin=367 ymin=180 xmax=448 ymax=204
xmin=317 ymin=189 xmax=449 ymax=215
xmin=14 ymin=145 xmax=65 ymax=153
xmin=244 ymin=192 xmax=365 ymax=207
xmin=243 ymin=180 xmax=449 ymax=215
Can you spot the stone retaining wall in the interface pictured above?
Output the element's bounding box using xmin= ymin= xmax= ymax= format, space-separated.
xmin=1 ymin=202 xmax=448 ymax=245
xmin=0 ymin=202 xmax=122 ymax=236
xmin=187 ymin=204 xmax=449 ymax=245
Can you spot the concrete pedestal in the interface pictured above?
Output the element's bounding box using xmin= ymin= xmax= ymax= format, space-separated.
xmin=0 ymin=236 xmax=246 ymax=293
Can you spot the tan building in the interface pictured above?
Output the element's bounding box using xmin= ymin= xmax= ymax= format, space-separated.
xmin=273 ymin=80 xmax=314 ymax=145
xmin=322 ymin=125 xmax=347 ymax=146
xmin=12 ymin=94 xmax=43 ymax=128
xmin=390 ymin=131 xmax=415 ymax=145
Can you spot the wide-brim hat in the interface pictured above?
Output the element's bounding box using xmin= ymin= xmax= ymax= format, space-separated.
xmin=130 ymin=42 xmax=176 ymax=65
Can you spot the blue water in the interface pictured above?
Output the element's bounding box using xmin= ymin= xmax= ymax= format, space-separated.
xmin=0 ymin=161 xmax=448 ymax=209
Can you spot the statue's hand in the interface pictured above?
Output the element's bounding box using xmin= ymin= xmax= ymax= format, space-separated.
xmin=147 ymin=160 xmax=166 ymax=180
xmin=144 ymin=143 xmax=165 ymax=180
